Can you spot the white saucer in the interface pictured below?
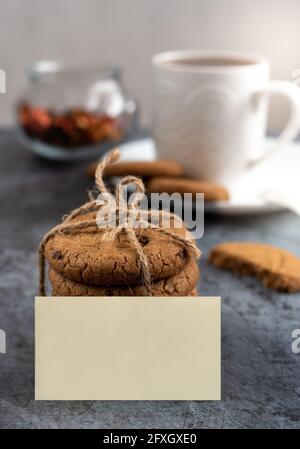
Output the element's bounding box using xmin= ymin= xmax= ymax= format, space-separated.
xmin=117 ymin=137 xmax=299 ymax=215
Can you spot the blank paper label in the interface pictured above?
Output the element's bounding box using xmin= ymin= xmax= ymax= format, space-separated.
xmin=35 ymin=296 xmax=221 ymax=400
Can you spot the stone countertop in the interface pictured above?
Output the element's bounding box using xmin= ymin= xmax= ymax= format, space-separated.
xmin=1 ymin=129 xmax=300 ymax=429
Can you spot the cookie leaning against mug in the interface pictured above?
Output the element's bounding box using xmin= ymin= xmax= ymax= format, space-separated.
xmin=146 ymin=177 xmax=229 ymax=201
xmin=49 ymin=255 xmax=199 ymax=297
xmin=209 ymin=241 xmax=300 ymax=292
xmin=45 ymin=211 xmax=189 ymax=287
xmin=86 ymin=160 xmax=184 ymax=178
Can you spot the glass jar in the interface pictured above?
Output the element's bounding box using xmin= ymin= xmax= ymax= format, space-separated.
xmin=16 ymin=61 xmax=137 ymax=160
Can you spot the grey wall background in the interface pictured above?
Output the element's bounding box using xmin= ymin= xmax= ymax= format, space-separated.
xmin=0 ymin=0 xmax=300 ymax=129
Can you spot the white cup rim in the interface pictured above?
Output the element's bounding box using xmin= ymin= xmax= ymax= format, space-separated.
xmin=152 ymin=50 xmax=269 ymax=73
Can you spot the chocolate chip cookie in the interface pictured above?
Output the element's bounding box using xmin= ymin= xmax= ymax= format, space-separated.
xmin=45 ymin=212 xmax=189 ymax=286
xmin=86 ymin=160 xmax=184 ymax=178
xmin=49 ymin=255 xmax=200 ymax=296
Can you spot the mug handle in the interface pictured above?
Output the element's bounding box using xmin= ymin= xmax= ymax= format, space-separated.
xmin=252 ymin=80 xmax=300 ymax=164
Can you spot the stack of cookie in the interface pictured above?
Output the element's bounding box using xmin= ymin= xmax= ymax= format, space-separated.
xmin=45 ymin=211 xmax=200 ymax=297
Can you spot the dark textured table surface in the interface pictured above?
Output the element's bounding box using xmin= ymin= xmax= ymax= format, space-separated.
xmin=1 ymin=129 xmax=300 ymax=429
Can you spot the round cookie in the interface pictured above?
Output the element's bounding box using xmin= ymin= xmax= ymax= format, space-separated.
xmin=49 ymin=256 xmax=199 ymax=296
xmin=86 ymin=160 xmax=184 ymax=178
xmin=146 ymin=177 xmax=229 ymax=201
xmin=45 ymin=212 xmax=189 ymax=286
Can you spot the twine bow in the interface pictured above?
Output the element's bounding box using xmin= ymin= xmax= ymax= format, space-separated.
xmin=39 ymin=149 xmax=201 ymax=296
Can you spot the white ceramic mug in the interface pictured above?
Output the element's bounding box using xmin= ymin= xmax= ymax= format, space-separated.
xmin=152 ymin=50 xmax=300 ymax=183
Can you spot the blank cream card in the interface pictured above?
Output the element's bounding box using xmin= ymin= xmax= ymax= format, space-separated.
xmin=35 ymin=296 xmax=221 ymax=400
